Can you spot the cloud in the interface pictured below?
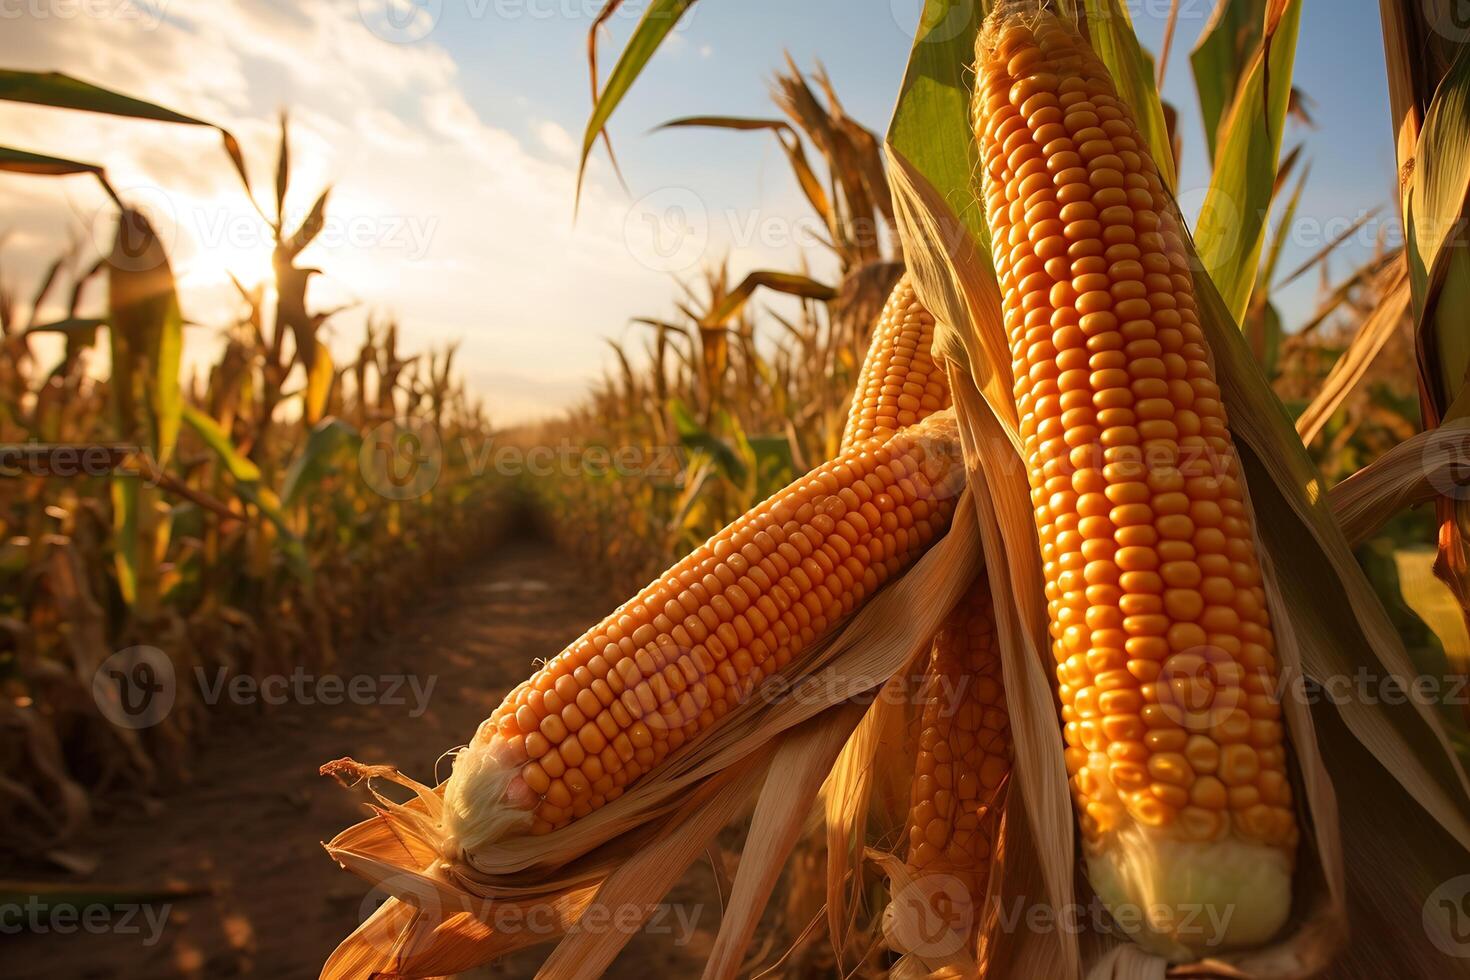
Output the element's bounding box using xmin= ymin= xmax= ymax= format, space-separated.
xmin=536 ymin=120 xmax=577 ymax=161
xmin=0 ymin=0 xmax=816 ymax=424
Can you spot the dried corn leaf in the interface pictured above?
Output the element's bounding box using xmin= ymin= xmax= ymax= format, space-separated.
xmin=1296 ymin=258 xmax=1411 ymax=445
xmin=703 ymin=705 xmax=864 ymax=980
xmin=823 ymin=641 xmax=932 ymax=965
xmin=536 ymin=757 xmax=764 ymax=978
xmin=1328 ymin=420 xmax=1470 ymax=547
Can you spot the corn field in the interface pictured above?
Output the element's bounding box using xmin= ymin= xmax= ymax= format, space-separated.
xmin=8 ymin=1 xmax=1470 ymax=978
xmin=1 ymin=105 xmax=508 ymax=860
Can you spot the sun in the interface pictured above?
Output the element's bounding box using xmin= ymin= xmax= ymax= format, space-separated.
xmin=181 ymin=236 xmax=276 ymax=291
xmin=173 ymin=201 xmax=278 ymax=291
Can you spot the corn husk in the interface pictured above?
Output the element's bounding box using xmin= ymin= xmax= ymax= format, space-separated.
xmin=882 ymin=1 xmax=1470 ymax=976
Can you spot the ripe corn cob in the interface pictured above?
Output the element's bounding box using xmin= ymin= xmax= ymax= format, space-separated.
xmin=443 ymin=411 xmax=966 ymax=855
xmin=842 ymin=275 xmax=951 ymax=452
xmin=903 ymin=573 xmax=1011 ymax=905
xmin=972 ymin=6 xmax=1296 ymax=958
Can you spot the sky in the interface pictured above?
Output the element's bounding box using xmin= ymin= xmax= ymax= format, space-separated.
xmin=0 ymin=0 xmax=1400 ymax=424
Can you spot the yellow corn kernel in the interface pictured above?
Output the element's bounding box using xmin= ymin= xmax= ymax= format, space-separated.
xmin=843 ymin=276 xmax=951 ymax=452
xmin=973 ymin=7 xmax=1295 ymax=959
xmin=443 ymin=411 xmax=966 ymax=854
xmin=903 ymin=573 xmax=1011 ymax=905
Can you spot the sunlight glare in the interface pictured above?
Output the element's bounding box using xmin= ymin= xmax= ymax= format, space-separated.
xmin=182 ymin=237 xmax=276 ymax=291
xmin=174 ymin=200 xmax=277 ymax=291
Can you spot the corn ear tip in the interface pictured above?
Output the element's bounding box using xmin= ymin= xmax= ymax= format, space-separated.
xmin=977 ymin=0 xmax=1053 ymax=59
xmin=441 ymin=737 xmax=536 ymax=856
xmin=1085 ymin=831 xmax=1294 ymax=961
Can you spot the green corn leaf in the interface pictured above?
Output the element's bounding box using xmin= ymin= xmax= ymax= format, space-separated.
xmin=304 ymin=340 xmax=334 ymax=426
xmin=110 ymin=477 xmax=139 ymax=606
xmin=181 ymin=405 xmax=260 ymax=484
xmin=1259 ymin=155 xmax=1310 ymax=290
xmin=1193 ymin=0 xmax=1303 ymax=326
xmin=1404 ymin=46 xmax=1470 ymax=423
xmin=887 ymin=0 xmax=993 ymax=252
xmin=1245 ymin=156 xmax=1308 ymax=376
xmin=885 ymin=0 xmax=1016 ymax=417
xmin=181 ymin=406 xmax=310 ymax=582
xmin=577 ymin=0 xmax=699 ymax=199
xmin=720 ymin=408 xmax=758 ymax=495
xmin=107 ymin=210 xmax=183 ymax=465
xmin=243 ymin=485 xmax=309 ymax=582
xmin=748 ymin=434 xmax=797 ymax=497
xmin=670 ymin=398 xmax=746 ymax=484
xmin=0 ymin=145 xmax=119 ymax=205
xmin=24 ymin=317 xmax=106 ymax=340
xmin=0 ymin=69 xmax=250 ymax=194
xmin=1190 ymin=0 xmax=1264 ymax=159
xmin=669 ymin=454 xmax=717 ymax=544
xmin=283 ymin=418 xmax=363 ymax=510
xmin=1 ymin=68 xmax=213 ymax=122
xmin=0 ymin=144 xmax=99 ymax=176
xmin=1252 ymin=298 xmax=1283 ymax=380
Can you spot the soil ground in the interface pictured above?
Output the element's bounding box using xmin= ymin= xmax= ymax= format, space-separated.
xmin=5 ymin=538 xmax=746 ymax=979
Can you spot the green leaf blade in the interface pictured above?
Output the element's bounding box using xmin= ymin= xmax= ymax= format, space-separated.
xmin=1192 ymin=0 xmax=1303 ymax=325
xmin=578 ymin=0 xmax=699 ymax=195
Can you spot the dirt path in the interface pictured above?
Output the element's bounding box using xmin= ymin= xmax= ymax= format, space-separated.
xmin=7 ymin=539 xmax=732 ymax=979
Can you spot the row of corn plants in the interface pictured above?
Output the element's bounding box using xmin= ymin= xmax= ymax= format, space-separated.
xmin=510 ymin=64 xmax=908 ymax=592
xmin=0 ymin=76 xmax=508 ymax=861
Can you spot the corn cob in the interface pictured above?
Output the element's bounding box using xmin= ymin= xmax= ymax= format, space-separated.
xmin=846 ymin=280 xmax=1010 ymax=928
xmin=972 ymin=7 xmax=1296 ymax=958
xmin=903 ymin=572 xmax=1011 ymax=906
xmin=443 ymin=411 xmax=966 ymax=855
xmin=842 ymin=275 xmax=951 ymax=452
